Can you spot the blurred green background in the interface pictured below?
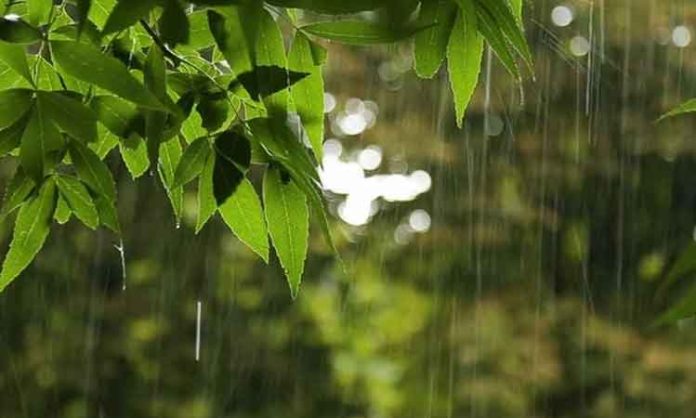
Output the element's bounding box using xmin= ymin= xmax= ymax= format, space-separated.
xmin=2 ymin=1 xmax=696 ymax=417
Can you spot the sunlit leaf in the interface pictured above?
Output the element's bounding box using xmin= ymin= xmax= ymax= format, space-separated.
xmin=289 ymin=33 xmax=324 ymax=161
xmin=473 ymin=0 xmax=532 ymax=69
xmin=263 ymin=166 xmax=308 ymax=298
xmin=51 ymin=40 xmax=165 ymax=110
xmin=55 ymin=174 xmax=99 ymax=229
xmin=187 ymin=10 xmax=215 ymax=50
xmin=67 ymin=139 xmax=119 ymax=232
xmin=414 ymin=0 xmax=457 ymax=79
xmin=53 ymin=194 xmax=72 ymax=224
xmin=302 ymin=20 xmax=427 ymax=45
xmin=266 ymin=0 xmax=387 ymax=14
xmin=468 ymin=0 xmax=520 ymax=79
xmin=219 ymin=178 xmax=269 ymax=262
xmin=196 ymin=151 xmax=217 ymax=233
xmin=447 ymin=7 xmax=483 ymax=128
xmin=20 ymin=101 xmax=64 ymax=183
xmin=207 ymin=9 xmax=253 ymax=76
xmin=158 ymin=136 xmax=184 ymax=224
xmin=119 ymin=135 xmax=150 ymax=178
xmin=0 ymin=179 xmax=57 ymax=292
xmin=0 ymin=41 xmax=34 ymax=85
xmin=26 ymin=0 xmax=53 ymax=26
xmin=173 ymin=136 xmax=211 ymax=188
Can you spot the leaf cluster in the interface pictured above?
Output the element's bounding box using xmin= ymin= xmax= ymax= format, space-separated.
xmin=0 ymin=0 xmax=530 ymax=296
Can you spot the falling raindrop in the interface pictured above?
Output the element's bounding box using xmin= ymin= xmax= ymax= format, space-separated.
xmin=195 ymin=300 xmax=202 ymax=362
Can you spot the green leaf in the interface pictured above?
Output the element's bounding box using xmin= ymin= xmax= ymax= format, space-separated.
xmin=67 ymin=139 xmax=119 ymax=232
xmin=173 ymin=136 xmax=211 ymax=187
xmin=254 ymin=9 xmax=289 ymax=113
xmin=55 ymin=174 xmax=99 ymax=229
xmin=266 ymin=0 xmax=387 ymax=14
xmin=219 ymin=178 xmax=269 ymax=262
xmin=144 ymin=44 xmax=169 ymax=159
xmin=53 ymin=194 xmax=72 ymax=224
xmin=0 ymin=17 xmax=43 ymax=44
xmin=0 ymin=113 xmax=30 ymax=156
xmin=33 ymin=56 xmax=64 ymax=90
xmin=468 ymin=0 xmax=519 ymax=79
xmin=302 ymin=20 xmax=426 ymax=45
xmin=158 ymin=136 xmax=184 ymax=224
xmin=414 ymin=0 xmax=457 ymax=78
xmin=656 ymin=282 xmax=696 ymax=325
xmin=197 ymin=97 xmax=229 ymax=132
xmin=90 ymin=95 xmax=144 ymax=138
xmin=659 ymin=99 xmax=696 ymax=121
xmin=447 ymin=7 xmax=483 ymax=128
xmin=180 ymin=106 xmax=207 ymax=143
xmin=102 ymin=0 xmax=157 ymax=35
xmin=20 ymin=101 xmax=64 ymax=183
xmin=229 ymin=66 xmax=309 ymax=101
xmin=187 ymin=10 xmax=215 ymax=50
xmin=249 ymin=117 xmax=336 ymax=254
xmin=263 ymin=166 xmax=308 ymax=298
xmin=0 ymin=179 xmax=57 ymax=292
xmin=196 ymin=151 xmax=217 ymax=233
xmin=38 ymin=91 xmax=98 ymax=142
xmin=119 ymin=135 xmax=150 ymax=178
xmin=473 ymin=0 xmax=531 ymax=70
xmin=90 ymin=124 xmax=119 ymax=158
xmin=50 ymin=40 xmax=165 ymax=110
xmin=0 ymin=170 xmax=35 ymax=223
xmin=207 ymin=8 xmax=253 ymax=76
xmin=289 ymin=32 xmax=324 ymax=161
xmin=657 ymin=243 xmax=696 ymax=296
xmin=0 ymin=89 xmax=33 ymax=130
xmin=75 ymin=0 xmax=93 ymax=35
xmin=212 ymin=130 xmax=250 ymax=204
xmin=159 ymin=0 xmax=190 ymax=46
xmin=27 ymin=0 xmax=53 ymax=26
xmin=88 ymin=0 xmax=117 ymax=30
xmin=509 ymin=0 xmax=522 ymax=21
xmin=0 ymin=41 xmax=34 ymax=85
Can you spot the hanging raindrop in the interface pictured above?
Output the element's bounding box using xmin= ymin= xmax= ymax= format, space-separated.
xmin=114 ymin=239 xmax=127 ymax=291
